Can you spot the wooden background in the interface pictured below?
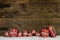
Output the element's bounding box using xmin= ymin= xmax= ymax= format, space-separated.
xmin=0 ymin=0 xmax=60 ymax=36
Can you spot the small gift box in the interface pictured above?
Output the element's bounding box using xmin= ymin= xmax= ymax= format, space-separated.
xmin=28 ymin=32 xmax=32 ymax=37
xmin=32 ymin=29 xmax=37 ymax=36
xmin=9 ymin=28 xmax=18 ymax=37
xmin=4 ymin=32 xmax=9 ymax=37
xmin=36 ymin=32 xmax=40 ymax=37
xmin=23 ymin=30 xmax=28 ymax=37
xmin=32 ymin=29 xmax=36 ymax=34
xmin=18 ymin=32 xmax=22 ymax=37
xmin=41 ymin=28 xmax=49 ymax=37
xmin=48 ymin=26 xmax=56 ymax=37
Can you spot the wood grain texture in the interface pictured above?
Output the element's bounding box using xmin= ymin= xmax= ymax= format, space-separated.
xmin=0 ymin=0 xmax=60 ymax=35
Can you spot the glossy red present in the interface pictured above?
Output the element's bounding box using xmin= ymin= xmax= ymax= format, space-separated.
xmin=36 ymin=32 xmax=40 ymax=36
xmin=32 ymin=29 xmax=37 ymax=36
xmin=48 ymin=26 xmax=56 ymax=37
xmin=41 ymin=28 xmax=49 ymax=37
xmin=23 ymin=30 xmax=28 ymax=37
xmin=18 ymin=32 xmax=22 ymax=37
xmin=9 ymin=28 xmax=18 ymax=37
xmin=4 ymin=32 xmax=9 ymax=37
xmin=28 ymin=32 xmax=32 ymax=37
xmin=32 ymin=29 xmax=36 ymax=34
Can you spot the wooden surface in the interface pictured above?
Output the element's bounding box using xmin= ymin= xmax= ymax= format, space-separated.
xmin=0 ymin=0 xmax=60 ymax=35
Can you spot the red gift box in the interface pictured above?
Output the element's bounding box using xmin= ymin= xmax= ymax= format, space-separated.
xmin=18 ymin=32 xmax=22 ymax=37
xmin=41 ymin=28 xmax=49 ymax=37
xmin=32 ymin=29 xmax=37 ymax=36
xmin=4 ymin=32 xmax=9 ymax=37
xmin=32 ymin=29 xmax=36 ymax=34
xmin=28 ymin=32 xmax=32 ymax=37
xmin=36 ymin=32 xmax=40 ymax=36
xmin=23 ymin=30 xmax=28 ymax=37
xmin=9 ymin=28 xmax=18 ymax=37
xmin=48 ymin=26 xmax=56 ymax=37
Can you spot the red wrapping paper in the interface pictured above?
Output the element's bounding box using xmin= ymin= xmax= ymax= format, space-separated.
xmin=32 ymin=29 xmax=36 ymax=34
xmin=28 ymin=32 xmax=32 ymax=37
xmin=41 ymin=28 xmax=49 ymax=37
xmin=32 ymin=29 xmax=37 ymax=36
xmin=4 ymin=32 xmax=9 ymax=37
xmin=18 ymin=32 xmax=22 ymax=37
xmin=48 ymin=26 xmax=56 ymax=37
xmin=23 ymin=30 xmax=28 ymax=37
xmin=9 ymin=28 xmax=18 ymax=37
xmin=36 ymin=32 xmax=40 ymax=36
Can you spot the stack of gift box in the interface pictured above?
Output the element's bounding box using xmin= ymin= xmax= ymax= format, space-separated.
xmin=4 ymin=25 xmax=56 ymax=37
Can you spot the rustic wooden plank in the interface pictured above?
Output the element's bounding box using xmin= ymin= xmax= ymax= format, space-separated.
xmin=0 ymin=0 xmax=60 ymax=35
xmin=0 ymin=2 xmax=60 ymax=18
xmin=0 ymin=18 xmax=60 ymax=35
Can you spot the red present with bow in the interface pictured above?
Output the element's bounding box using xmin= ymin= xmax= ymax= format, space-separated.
xmin=28 ymin=32 xmax=32 ymax=37
xmin=41 ymin=28 xmax=49 ymax=37
xmin=36 ymin=32 xmax=40 ymax=36
xmin=32 ymin=29 xmax=36 ymax=34
xmin=9 ymin=28 xmax=18 ymax=37
xmin=48 ymin=26 xmax=56 ymax=37
xmin=4 ymin=32 xmax=9 ymax=37
xmin=32 ymin=29 xmax=37 ymax=36
xmin=23 ymin=30 xmax=28 ymax=37
xmin=18 ymin=32 xmax=22 ymax=37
